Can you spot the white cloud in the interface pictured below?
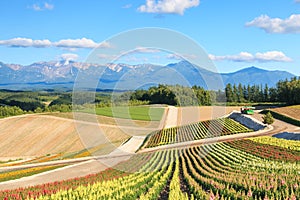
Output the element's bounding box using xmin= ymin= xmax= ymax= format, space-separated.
xmin=209 ymin=51 xmax=292 ymax=63
xmin=122 ymin=55 xmax=149 ymax=63
xmin=122 ymin=4 xmax=132 ymax=9
xmin=32 ymin=4 xmax=42 ymax=11
xmin=246 ymin=14 xmax=300 ymax=34
xmin=167 ymin=54 xmax=182 ymax=60
xmin=44 ymin=3 xmax=54 ymax=10
xmin=167 ymin=53 xmax=198 ymax=60
xmin=0 ymin=38 xmax=51 ymax=48
xmin=295 ymin=0 xmax=300 ymax=3
xmin=55 ymin=38 xmax=105 ymax=49
xmin=138 ymin=0 xmax=200 ymax=15
xmin=60 ymin=53 xmax=78 ymax=61
xmin=255 ymin=51 xmax=292 ymax=62
xmin=98 ymin=54 xmax=118 ymax=60
xmin=0 ymin=37 xmax=111 ymax=49
xmin=133 ymin=47 xmax=162 ymax=53
xmin=30 ymin=2 xmax=54 ymax=11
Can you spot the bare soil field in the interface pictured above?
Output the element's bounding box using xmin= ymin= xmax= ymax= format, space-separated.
xmin=177 ymin=106 xmax=241 ymax=126
xmin=0 ymin=115 xmax=130 ymax=158
xmin=270 ymin=105 xmax=300 ymax=121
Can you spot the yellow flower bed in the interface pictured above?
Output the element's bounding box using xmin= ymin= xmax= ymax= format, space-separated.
xmin=0 ymin=165 xmax=64 ymax=182
xmin=250 ymin=136 xmax=300 ymax=151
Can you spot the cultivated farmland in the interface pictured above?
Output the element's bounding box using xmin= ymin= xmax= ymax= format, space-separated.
xmin=270 ymin=105 xmax=300 ymax=121
xmin=0 ymin=106 xmax=299 ymax=200
xmin=143 ymin=118 xmax=252 ymax=148
xmin=0 ymin=115 xmax=131 ymax=158
xmin=0 ymin=142 xmax=299 ymax=199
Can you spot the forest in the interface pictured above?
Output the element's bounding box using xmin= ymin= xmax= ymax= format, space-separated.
xmin=224 ymin=77 xmax=300 ymax=104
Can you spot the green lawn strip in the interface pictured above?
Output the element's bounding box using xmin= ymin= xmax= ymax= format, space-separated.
xmin=80 ymin=106 xmax=165 ymax=121
xmin=0 ymin=165 xmax=66 ymax=182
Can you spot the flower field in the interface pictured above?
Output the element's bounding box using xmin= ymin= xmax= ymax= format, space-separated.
xmin=1 ymin=140 xmax=299 ymax=200
xmin=143 ymin=118 xmax=252 ymax=148
xmin=227 ymin=139 xmax=300 ymax=162
xmin=0 ymin=165 xmax=65 ymax=182
xmin=249 ymin=136 xmax=300 ymax=151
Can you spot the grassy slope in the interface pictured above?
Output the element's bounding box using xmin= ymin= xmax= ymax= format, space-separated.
xmin=81 ymin=106 xmax=165 ymax=121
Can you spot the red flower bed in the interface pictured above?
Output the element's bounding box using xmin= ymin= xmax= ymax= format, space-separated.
xmin=0 ymin=168 xmax=128 ymax=200
xmin=227 ymin=140 xmax=300 ymax=162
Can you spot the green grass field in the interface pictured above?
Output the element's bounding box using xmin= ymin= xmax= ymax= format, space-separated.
xmin=81 ymin=106 xmax=165 ymax=121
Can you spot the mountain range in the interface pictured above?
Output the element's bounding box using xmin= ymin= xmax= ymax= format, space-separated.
xmin=0 ymin=60 xmax=296 ymax=90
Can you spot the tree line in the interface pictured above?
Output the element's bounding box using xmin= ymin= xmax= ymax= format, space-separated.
xmin=225 ymin=77 xmax=300 ymax=104
xmin=130 ymin=77 xmax=300 ymax=106
xmin=128 ymin=84 xmax=213 ymax=106
xmin=1 ymin=76 xmax=300 ymax=118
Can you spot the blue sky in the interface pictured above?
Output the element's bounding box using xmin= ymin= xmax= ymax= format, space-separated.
xmin=1 ymin=0 xmax=300 ymax=75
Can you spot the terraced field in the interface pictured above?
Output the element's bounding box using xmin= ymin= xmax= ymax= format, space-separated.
xmin=142 ymin=118 xmax=252 ymax=148
xmin=1 ymin=141 xmax=299 ymax=199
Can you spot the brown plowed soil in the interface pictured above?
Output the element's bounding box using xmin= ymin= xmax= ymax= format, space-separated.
xmin=0 ymin=115 xmax=130 ymax=158
xmin=270 ymin=105 xmax=300 ymax=121
xmin=178 ymin=106 xmax=240 ymax=126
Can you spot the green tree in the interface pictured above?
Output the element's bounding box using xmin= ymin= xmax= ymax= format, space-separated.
xmin=34 ymin=107 xmax=43 ymax=113
xmin=263 ymin=84 xmax=269 ymax=102
xmin=232 ymin=84 xmax=238 ymax=102
xmin=262 ymin=112 xmax=274 ymax=125
xmin=237 ymin=83 xmax=245 ymax=103
xmin=225 ymin=83 xmax=234 ymax=102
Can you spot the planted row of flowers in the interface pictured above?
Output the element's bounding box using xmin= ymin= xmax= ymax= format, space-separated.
xmin=0 ymin=165 xmax=65 ymax=183
xmin=180 ymin=143 xmax=299 ymax=199
xmin=143 ymin=118 xmax=252 ymax=148
xmin=249 ymin=136 xmax=300 ymax=151
xmin=0 ymin=168 xmax=128 ymax=199
xmin=1 ymin=140 xmax=299 ymax=199
xmin=227 ymin=139 xmax=300 ymax=162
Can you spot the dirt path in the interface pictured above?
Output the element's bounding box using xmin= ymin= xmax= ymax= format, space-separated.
xmin=164 ymin=106 xmax=179 ymax=128
xmin=252 ymin=112 xmax=300 ymax=132
xmin=108 ymin=136 xmax=146 ymax=156
xmin=0 ymin=135 xmax=145 ymax=190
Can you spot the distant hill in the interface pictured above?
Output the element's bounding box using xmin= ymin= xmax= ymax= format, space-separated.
xmin=0 ymin=61 xmax=296 ymax=90
xmin=221 ymin=66 xmax=295 ymax=87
